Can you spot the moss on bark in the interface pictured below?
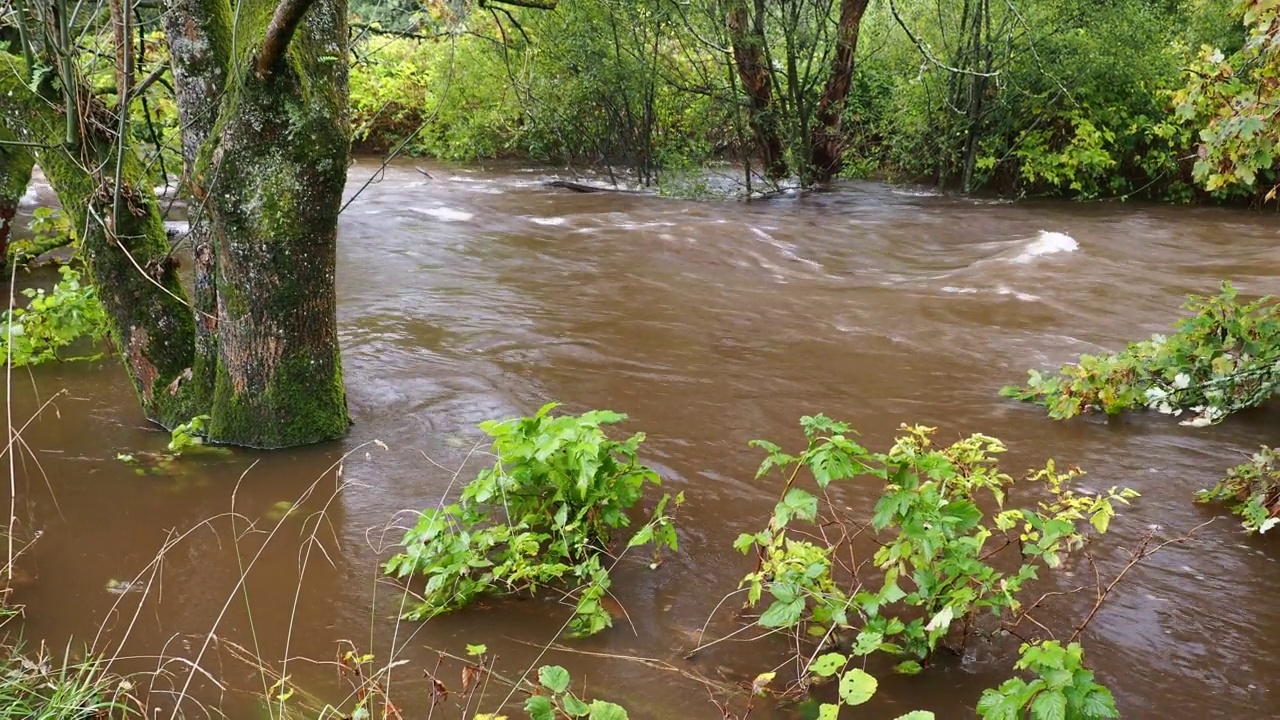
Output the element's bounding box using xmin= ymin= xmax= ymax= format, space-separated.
xmin=0 ymin=130 xmax=34 ymax=265
xmin=0 ymin=55 xmax=203 ymax=426
xmin=183 ymin=0 xmax=351 ymax=447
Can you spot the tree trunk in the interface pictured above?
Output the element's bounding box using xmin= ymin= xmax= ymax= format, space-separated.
xmin=2 ymin=0 xmax=352 ymax=449
xmin=0 ymin=57 xmax=203 ymax=425
xmin=726 ymin=0 xmax=787 ymax=180
xmin=168 ymin=0 xmax=351 ymax=447
xmin=808 ymin=0 xmax=871 ymax=183
xmin=0 ymin=135 xmax=33 ymax=267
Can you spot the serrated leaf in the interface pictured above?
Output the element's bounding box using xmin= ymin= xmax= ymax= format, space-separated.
xmin=466 ymin=644 xmax=487 ymax=657
xmin=538 ymin=665 xmax=571 ymax=694
xmin=838 ymin=668 xmax=877 ymax=706
xmin=1031 ymin=690 xmax=1067 ymax=720
xmin=758 ymin=597 xmax=805 ymax=628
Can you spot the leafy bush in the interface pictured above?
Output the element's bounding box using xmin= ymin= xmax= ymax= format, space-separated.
xmin=1174 ymin=0 xmax=1280 ymax=202
xmin=977 ymin=641 xmax=1118 ymax=720
xmin=1198 ymin=446 xmax=1280 ymax=533
xmin=0 ymin=265 xmax=109 ymax=366
xmin=737 ymin=418 xmax=1134 ymax=666
xmin=1002 ymin=282 xmax=1280 ymax=426
xmin=384 ymin=403 xmax=680 ymax=636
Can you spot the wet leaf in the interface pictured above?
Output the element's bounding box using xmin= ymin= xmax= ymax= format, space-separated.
xmin=816 ymin=703 xmax=839 ymax=720
xmin=466 ymin=644 xmax=488 ymax=657
xmin=587 ymin=700 xmax=628 ymax=720
xmin=838 ymin=668 xmax=877 ymax=706
xmin=563 ymin=695 xmax=591 ymax=717
xmin=894 ymin=712 xmax=935 ymax=720
xmin=751 ymin=671 xmax=776 ymax=694
xmin=808 ymin=654 xmax=845 ymax=678
xmin=538 ymin=665 xmax=571 ymax=694
xmin=524 ymin=695 xmax=555 ymax=720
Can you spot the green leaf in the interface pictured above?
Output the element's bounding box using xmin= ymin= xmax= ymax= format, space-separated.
xmin=817 ymin=703 xmax=840 ymax=720
xmin=894 ymin=713 xmax=936 ymax=720
xmin=538 ymin=665 xmax=571 ymax=694
xmin=588 ymin=700 xmax=629 ymax=720
xmin=809 ymin=653 xmax=847 ymax=678
xmin=838 ymin=668 xmax=878 ymax=706
xmin=466 ymin=644 xmax=488 ymax=657
xmin=894 ymin=660 xmax=923 ymax=675
xmin=525 ymin=695 xmax=556 ymax=720
xmin=563 ymin=695 xmax=591 ymax=717
xmin=1030 ymin=690 xmax=1067 ymax=720
xmin=758 ymin=597 xmax=805 ymax=628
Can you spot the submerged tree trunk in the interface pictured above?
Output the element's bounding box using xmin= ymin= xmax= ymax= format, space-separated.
xmin=0 ymin=136 xmax=33 ymax=266
xmin=726 ymin=0 xmax=787 ymax=180
xmin=1 ymin=0 xmax=352 ymax=448
xmin=167 ymin=0 xmax=351 ymax=447
xmin=808 ymin=0 xmax=871 ymax=183
xmin=0 ymin=58 xmax=202 ymax=424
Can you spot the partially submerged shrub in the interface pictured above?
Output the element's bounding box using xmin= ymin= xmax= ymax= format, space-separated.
xmin=1002 ymin=282 xmax=1280 ymax=426
xmin=385 ymin=403 xmax=680 ymax=636
xmin=1198 ymin=446 xmax=1280 ymax=533
xmin=717 ymin=416 xmax=1132 ymax=718
xmin=977 ymin=641 xmax=1118 ymax=720
xmin=0 ymin=265 xmax=108 ymax=366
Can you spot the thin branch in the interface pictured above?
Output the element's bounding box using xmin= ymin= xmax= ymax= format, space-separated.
xmin=256 ymin=0 xmax=318 ymax=77
xmin=482 ymin=0 xmax=558 ymax=9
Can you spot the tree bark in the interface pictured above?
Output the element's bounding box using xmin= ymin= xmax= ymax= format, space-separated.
xmin=0 ymin=134 xmax=34 ymax=267
xmin=169 ymin=0 xmax=351 ymax=447
xmin=808 ymin=0 xmax=871 ymax=183
xmin=0 ymin=56 xmax=202 ymax=425
xmin=726 ymin=0 xmax=787 ymax=180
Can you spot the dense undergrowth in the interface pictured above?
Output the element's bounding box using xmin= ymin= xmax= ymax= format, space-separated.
xmin=338 ymin=0 xmax=1278 ymax=202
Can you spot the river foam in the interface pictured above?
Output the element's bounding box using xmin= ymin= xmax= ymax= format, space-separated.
xmin=411 ymin=206 xmax=475 ymax=222
xmin=1011 ymin=230 xmax=1079 ymax=263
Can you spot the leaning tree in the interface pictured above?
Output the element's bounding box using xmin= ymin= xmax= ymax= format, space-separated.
xmin=1 ymin=0 xmax=351 ymax=447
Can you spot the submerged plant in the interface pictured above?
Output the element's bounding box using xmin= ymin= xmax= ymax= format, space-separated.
xmin=385 ymin=403 xmax=680 ymax=636
xmin=1198 ymin=446 xmax=1280 ymax=533
xmin=1002 ymin=282 xmax=1280 ymax=426
xmin=977 ymin=641 xmax=1118 ymax=720
xmin=737 ymin=417 xmax=1135 ymax=665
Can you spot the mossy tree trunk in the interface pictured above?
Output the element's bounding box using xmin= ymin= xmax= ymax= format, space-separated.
xmin=165 ymin=0 xmax=351 ymax=447
xmin=1 ymin=0 xmax=351 ymax=448
xmin=0 ymin=133 xmax=34 ymax=267
xmin=0 ymin=58 xmax=203 ymax=424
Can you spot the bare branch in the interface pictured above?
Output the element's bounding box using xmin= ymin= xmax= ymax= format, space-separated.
xmin=256 ymin=0 xmax=318 ymax=77
xmin=482 ymin=0 xmax=557 ymax=9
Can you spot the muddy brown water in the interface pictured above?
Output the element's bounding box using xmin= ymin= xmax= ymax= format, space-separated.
xmin=5 ymin=160 xmax=1280 ymax=718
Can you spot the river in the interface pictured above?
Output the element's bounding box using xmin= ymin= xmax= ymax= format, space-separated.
xmin=5 ymin=159 xmax=1279 ymax=718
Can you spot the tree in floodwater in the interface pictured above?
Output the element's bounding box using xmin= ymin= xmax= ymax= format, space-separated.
xmin=0 ymin=0 xmax=351 ymax=447
xmin=721 ymin=0 xmax=871 ymax=185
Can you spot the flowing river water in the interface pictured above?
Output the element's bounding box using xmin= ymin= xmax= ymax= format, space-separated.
xmin=6 ymin=159 xmax=1280 ymax=718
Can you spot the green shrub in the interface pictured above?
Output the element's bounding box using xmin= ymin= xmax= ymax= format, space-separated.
xmin=384 ymin=403 xmax=680 ymax=637
xmin=1002 ymin=282 xmax=1280 ymax=426
xmin=0 ymin=265 xmax=109 ymax=366
xmin=1198 ymin=446 xmax=1280 ymax=533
